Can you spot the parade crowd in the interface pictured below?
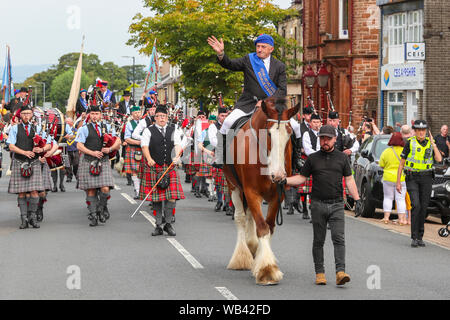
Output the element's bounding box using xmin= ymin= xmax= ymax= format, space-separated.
xmin=1 ymin=33 xmax=449 ymax=287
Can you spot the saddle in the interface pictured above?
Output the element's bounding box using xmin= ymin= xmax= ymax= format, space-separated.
xmin=227 ymin=114 xmax=252 ymax=142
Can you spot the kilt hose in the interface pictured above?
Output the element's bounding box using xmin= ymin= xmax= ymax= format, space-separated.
xmin=8 ymin=159 xmax=46 ymax=194
xmin=77 ymin=154 xmax=115 ymax=191
xmin=123 ymin=145 xmax=142 ymax=175
xmin=139 ymin=163 xmax=185 ymax=203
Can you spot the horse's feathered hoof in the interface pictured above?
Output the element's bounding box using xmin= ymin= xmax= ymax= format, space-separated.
xmin=254 ymin=265 xmax=283 ymax=285
xmin=227 ymin=242 xmax=254 ymax=270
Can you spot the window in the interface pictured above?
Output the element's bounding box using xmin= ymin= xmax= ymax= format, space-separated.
xmin=387 ymin=10 xmax=423 ymax=63
xmin=387 ymin=91 xmax=404 ymax=128
xmin=339 ymin=0 xmax=349 ymax=39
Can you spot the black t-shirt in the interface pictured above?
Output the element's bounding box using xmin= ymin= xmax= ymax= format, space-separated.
xmin=300 ymin=148 xmax=352 ymax=201
xmin=434 ymin=134 xmax=449 ymax=158
xmin=401 ymin=138 xmax=430 ymax=159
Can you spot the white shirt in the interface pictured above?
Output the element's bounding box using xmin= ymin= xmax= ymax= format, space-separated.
xmin=289 ymin=118 xmax=301 ymax=139
xmin=303 ymin=129 xmax=320 ymax=156
xmin=263 ymin=55 xmax=271 ymax=74
xmin=132 ymin=117 xmax=151 ymax=141
xmin=140 ymin=124 xmax=183 ymax=149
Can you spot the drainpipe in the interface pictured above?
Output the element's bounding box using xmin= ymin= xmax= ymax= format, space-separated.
xmin=349 ymin=0 xmax=354 ymax=128
xmin=379 ymin=6 xmax=384 ymax=129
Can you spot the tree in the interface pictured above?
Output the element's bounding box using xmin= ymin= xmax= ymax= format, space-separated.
xmin=49 ymin=69 xmax=92 ymax=113
xmin=128 ymin=0 xmax=301 ymax=111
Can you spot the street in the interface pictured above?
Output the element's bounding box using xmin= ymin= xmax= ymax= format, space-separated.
xmin=1 ymin=154 xmax=450 ymax=300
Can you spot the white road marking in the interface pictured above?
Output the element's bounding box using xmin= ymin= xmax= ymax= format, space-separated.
xmin=114 ymin=184 xmax=121 ymax=190
xmin=121 ymin=193 xmax=137 ymax=204
xmin=140 ymin=210 xmax=156 ymax=227
xmin=167 ymin=238 xmax=204 ymax=269
xmin=215 ymin=287 xmax=239 ymax=300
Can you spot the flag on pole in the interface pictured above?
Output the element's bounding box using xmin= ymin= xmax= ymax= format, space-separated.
xmin=66 ymin=36 xmax=85 ymax=119
xmin=2 ymin=46 xmax=14 ymax=104
xmin=143 ymin=39 xmax=161 ymax=93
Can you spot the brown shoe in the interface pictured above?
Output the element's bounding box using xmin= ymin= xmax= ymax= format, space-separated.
xmin=336 ymin=271 xmax=350 ymax=285
xmin=315 ymin=273 xmax=327 ymax=285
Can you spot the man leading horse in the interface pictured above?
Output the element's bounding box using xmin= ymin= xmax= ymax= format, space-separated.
xmin=207 ymin=33 xmax=287 ymax=167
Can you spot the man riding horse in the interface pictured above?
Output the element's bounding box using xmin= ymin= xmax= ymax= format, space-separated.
xmin=207 ymin=33 xmax=287 ymax=166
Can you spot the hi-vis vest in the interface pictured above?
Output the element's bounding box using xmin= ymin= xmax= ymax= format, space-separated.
xmin=405 ymin=136 xmax=434 ymax=172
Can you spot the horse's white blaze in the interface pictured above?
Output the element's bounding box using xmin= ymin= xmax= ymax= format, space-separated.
xmin=267 ymin=123 xmax=289 ymax=179
xmin=227 ymin=190 xmax=254 ymax=270
xmin=252 ymin=234 xmax=283 ymax=283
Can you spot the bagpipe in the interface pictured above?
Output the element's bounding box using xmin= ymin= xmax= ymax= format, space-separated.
xmin=326 ymin=91 xmax=355 ymax=150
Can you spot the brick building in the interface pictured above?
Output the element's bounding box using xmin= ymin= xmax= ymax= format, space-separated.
xmin=302 ymin=0 xmax=380 ymax=128
xmin=278 ymin=0 xmax=303 ymax=107
xmin=377 ymin=0 xmax=450 ymax=133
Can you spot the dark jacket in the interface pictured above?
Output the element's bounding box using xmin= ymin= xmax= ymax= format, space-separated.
xmin=76 ymin=98 xmax=89 ymax=117
xmin=218 ymin=53 xmax=287 ymax=114
xmin=117 ymin=99 xmax=136 ymax=116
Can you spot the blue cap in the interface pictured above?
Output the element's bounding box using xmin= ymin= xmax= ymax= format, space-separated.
xmin=14 ymin=89 xmax=20 ymax=95
xmin=254 ymin=34 xmax=274 ymax=47
xmin=149 ymin=90 xmax=156 ymax=95
xmin=80 ymin=89 xmax=87 ymax=94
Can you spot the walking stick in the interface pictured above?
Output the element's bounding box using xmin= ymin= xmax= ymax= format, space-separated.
xmin=131 ymin=146 xmax=187 ymax=218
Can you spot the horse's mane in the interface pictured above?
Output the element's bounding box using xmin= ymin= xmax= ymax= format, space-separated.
xmin=265 ymin=96 xmax=288 ymax=116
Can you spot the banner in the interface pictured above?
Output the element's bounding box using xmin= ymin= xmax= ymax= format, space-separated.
xmin=2 ymin=46 xmax=14 ymax=104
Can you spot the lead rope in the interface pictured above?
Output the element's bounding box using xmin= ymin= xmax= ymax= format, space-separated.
xmin=276 ymin=182 xmax=285 ymax=226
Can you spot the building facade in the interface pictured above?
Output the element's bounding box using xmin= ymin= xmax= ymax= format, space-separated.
xmin=278 ymin=0 xmax=303 ymax=108
xmin=377 ymin=0 xmax=450 ymax=132
xmin=303 ymin=0 xmax=380 ymax=127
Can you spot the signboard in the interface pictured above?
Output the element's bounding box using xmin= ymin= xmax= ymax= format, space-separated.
xmin=381 ymin=62 xmax=424 ymax=91
xmin=405 ymin=42 xmax=426 ymax=61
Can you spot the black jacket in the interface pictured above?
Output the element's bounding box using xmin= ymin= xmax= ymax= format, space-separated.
xmin=218 ymin=53 xmax=287 ymax=114
xmin=76 ymin=98 xmax=89 ymax=117
xmin=117 ymin=99 xmax=136 ymax=116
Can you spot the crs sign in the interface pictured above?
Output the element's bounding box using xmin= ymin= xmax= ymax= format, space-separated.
xmin=405 ymin=42 xmax=426 ymax=61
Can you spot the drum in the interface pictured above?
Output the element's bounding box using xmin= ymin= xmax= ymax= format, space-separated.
xmin=35 ymin=106 xmax=66 ymax=143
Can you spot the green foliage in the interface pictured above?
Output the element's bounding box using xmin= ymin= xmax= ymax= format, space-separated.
xmin=128 ymin=0 xmax=301 ymax=110
xmin=49 ymin=69 xmax=92 ymax=113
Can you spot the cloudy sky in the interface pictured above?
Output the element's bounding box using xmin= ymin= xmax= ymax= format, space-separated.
xmin=1 ymin=0 xmax=292 ymax=68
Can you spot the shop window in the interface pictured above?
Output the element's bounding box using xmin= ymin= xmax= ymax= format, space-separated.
xmin=387 ymin=91 xmax=404 ymax=128
xmin=339 ymin=0 xmax=349 ymax=39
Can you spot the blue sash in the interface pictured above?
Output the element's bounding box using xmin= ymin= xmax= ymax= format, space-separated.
xmin=249 ymin=53 xmax=277 ymax=97
xmin=103 ymin=90 xmax=113 ymax=103
xmin=79 ymin=98 xmax=88 ymax=110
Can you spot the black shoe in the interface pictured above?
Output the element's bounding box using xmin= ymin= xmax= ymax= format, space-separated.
xmin=215 ymin=202 xmax=223 ymax=212
xmin=195 ymin=191 xmax=202 ymax=198
xmin=152 ymin=226 xmax=163 ymax=236
xmin=226 ymin=206 xmax=233 ymax=216
xmin=411 ymin=239 xmax=419 ymax=248
xmin=287 ymin=205 xmax=294 ymax=215
xmin=59 ymin=185 xmax=65 ymax=192
xmin=223 ymin=203 xmax=229 ymax=212
xmin=417 ymin=239 xmax=426 ymax=247
xmin=163 ymin=223 xmax=176 ymax=236
xmin=171 ymin=215 xmax=176 ymax=223
xmin=88 ymin=214 xmax=98 ymax=227
xmin=66 ymin=178 xmax=72 ymax=183
xmin=19 ymin=217 xmax=29 ymax=229
xmin=29 ymin=218 xmax=40 ymax=229
xmin=52 ymin=187 xmax=58 ymax=192
xmin=302 ymin=211 xmax=311 ymax=220
xmin=36 ymin=208 xmax=43 ymax=222
xmin=162 ymin=216 xmax=166 ymax=224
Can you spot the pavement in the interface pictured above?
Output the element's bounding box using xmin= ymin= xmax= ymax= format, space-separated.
xmin=1 ymin=153 xmax=450 ymax=300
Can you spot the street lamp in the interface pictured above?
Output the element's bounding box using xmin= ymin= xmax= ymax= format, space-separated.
xmin=36 ymin=82 xmax=46 ymax=105
xmin=122 ymin=56 xmax=136 ymax=100
xmin=317 ymin=62 xmax=330 ymax=123
xmin=303 ymin=64 xmax=317 ymax=112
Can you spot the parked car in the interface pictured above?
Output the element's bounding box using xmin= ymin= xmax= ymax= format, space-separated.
xmin=351 ymin=134 xmax=450 ymax=225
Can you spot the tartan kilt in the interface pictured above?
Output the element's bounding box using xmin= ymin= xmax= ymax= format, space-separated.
xmin=184 ymin=151 xmax=197 ymax=175
xmin=213 ymin=168 xmax=227 ymax=193
xmin=196 ymin=162 xmax=213 ymax=177
xmin=41 ymin=161 xmax=53 ymax=191
xmin=8 ymin=159 xmax=46 ymax=194
xmin=77 ymin=154 xmax=115 ymax=190
xmin=298 ymin=176 xmax=313 ymax=194
xmin=139 ymin=164 xmax=185 ymax=202
xmin=137 ymin=157 xmax=145 ymax=180
xmin=123 ymin=145 xmax=142 ymax=175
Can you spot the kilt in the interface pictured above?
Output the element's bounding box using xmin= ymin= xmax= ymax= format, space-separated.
xmin=123 ymin=145 xmax=142 ymax=175
xmin=137 ymin=157 xmax=145 ymax=180
xmin=196 ymin=162 xmax=213 ymax=177
xmin=139 ymin=163 xmax=185 ymax=202
xmin=8 ymin=159 xmax=45 ymax=194
xmin=184 ymin=151 xmax=197 ymax=175
xmin=41 ymin=161 xmax=53 ymax=191
xmin=77 ymin=154 xmax=115 ymax=190
xmin=297 ymin=176 xmax=312 ymax=194
xmin=213 ymin=167 xmax=226 ymax=193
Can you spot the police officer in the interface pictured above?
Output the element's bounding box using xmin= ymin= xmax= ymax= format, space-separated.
xmin=397 ymin=120 xmax=442 ymax=248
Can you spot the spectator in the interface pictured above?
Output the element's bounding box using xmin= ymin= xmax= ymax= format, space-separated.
xmin=434 ymin=125 xmax=449 ymax=158
xmin=379 ymin=132 xmax=407 ymax=225
xmin=401 ymin=125 xmax=413 ymax=139
xmin=382 ymin=126 xmax=394 ymax=134
xmin=362 ymin=119 xmax=380 ymax=142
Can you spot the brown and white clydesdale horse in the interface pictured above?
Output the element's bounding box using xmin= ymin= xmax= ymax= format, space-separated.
xmin=223 ymin=96 xmax=300 ymax=285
